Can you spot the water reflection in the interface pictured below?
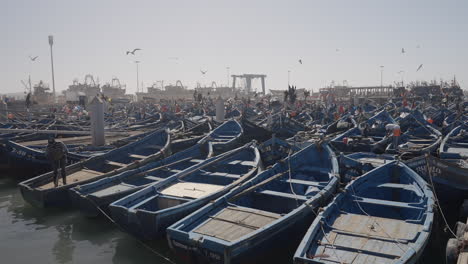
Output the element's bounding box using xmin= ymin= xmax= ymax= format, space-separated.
xmin=53 ymin=224 xmax=75 ymax=264
xmin=0 ymin=175 xmax=177 ymax=264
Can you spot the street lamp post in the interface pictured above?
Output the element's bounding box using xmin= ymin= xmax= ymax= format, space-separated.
xmin=226 ymin=67 xmax=230 ymax=87
xmin=135 ymin=61 xmax=140 ymax=93
xmin=48 ymin=35 xmax=56 ymax=102
xmin=399 ymin=71 xmax=405 ymax=86
xmin=288 ymin=70 xmax=291 ymax=86
xmin=380 ymin=66 xmax=384 ymax=88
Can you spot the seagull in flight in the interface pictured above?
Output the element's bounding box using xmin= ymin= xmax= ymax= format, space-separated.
xmin=401 ymin=48 xmax=405 ymax=54
xmin=126 ymin=48 xmax=141 ymax=55
xmin=416 ymin=64 xmax=423 ymax=72
xmin=29 ymin=55 xmax=38 ymax=61
xmin=200 ymin=70 xmax=207 ymax=75
xmin=298 ymin=59 xmax=302 ymax=64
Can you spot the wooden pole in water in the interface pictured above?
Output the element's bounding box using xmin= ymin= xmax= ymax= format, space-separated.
xmin=216 ymin=96 xmax=224 ymax=122
xmin=90 ymin=96 xmax=105 ymax=146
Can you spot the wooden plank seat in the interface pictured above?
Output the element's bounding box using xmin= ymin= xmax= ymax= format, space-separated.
xmin=258 ymin=189 xmax=308 ymax=201
xmin=129 ymin=154 xmax=149 ymax=159
xmin=160 ymin=182 xmax=224 ymax=199
xmin=91 ymin=183 xmax=135 ymax=197
xmin=193 ymin=206 xmax=281 ymax=242
xmin=106 ymin=160 xmax=128 ymax=168
xmin=283 ymin=178 xmax=324 ymax=188
xmin=351 ymin=196 xmax=422 ymax=210
xmin=144 ymin=175 xmax=165 ymax=181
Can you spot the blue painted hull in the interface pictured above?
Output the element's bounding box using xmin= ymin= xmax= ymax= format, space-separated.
xmin=19 ymin=129 xmax=171 ymax=208
xmin=294 ymin=161 xmax=434 ymax=264
xmin=109 ymin=143 xmax=260 ymax=240
xmin=166 ymin=143 xmax=339 ymax=264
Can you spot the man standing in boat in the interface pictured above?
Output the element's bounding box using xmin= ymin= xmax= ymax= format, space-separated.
xmin=45 ymin=137 xmax=68 ymax=187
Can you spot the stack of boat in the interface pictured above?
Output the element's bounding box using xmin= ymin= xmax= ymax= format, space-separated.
xmin=11 ymin=98 xmax=468 ymax=264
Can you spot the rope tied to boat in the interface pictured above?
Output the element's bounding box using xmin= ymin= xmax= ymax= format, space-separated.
xmin=83 ymin=196 xmax=177 ymax=264
xmin=424 ymin=154 xmax=459 ymax=239
xmin=349 ymin=183 xmax=418 ymax=257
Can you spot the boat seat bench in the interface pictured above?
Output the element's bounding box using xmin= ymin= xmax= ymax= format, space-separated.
xmin=129 ymin=154 xmax=148 ymax=159
xmin=352 ymin=196 xmax=423 ymax=210
xmin=106 ymin=161 xmax=128 ymax=168
xmin=283 ymin=178 xmax=324 ymax=188
xmin=144 ymin=176 xmax=165 ymax=182
xmin=259 ymin=190 xmax=308 ymax=201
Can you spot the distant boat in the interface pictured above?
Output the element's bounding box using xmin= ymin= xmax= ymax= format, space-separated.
xmin=386 ymin=111 xmax=442 ymax=158
xmin=19 ymin=129 xmax=171 ymax=208
xmin=331 ymin=110 xmax=395 ymax=153
xmin=339 ymin=152 xmax=395 ymax=182
xmin=294 ymin=161 xmax=434 ymax=264
xmin=439 ymin=122 xmax=468 ymax=160
xmin=166 ymin=142 xmax=339 ymax=264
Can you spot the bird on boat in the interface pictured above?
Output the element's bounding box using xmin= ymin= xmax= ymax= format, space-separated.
xmin=298 ymin=59 xmax=302 ymax=64
xmin=126 ymin=48 xmax=141 ymax=55
xmin=200 ymin=70 xmax=207 ymax=75
xmin=29 ymin=56 xmax=38 ymax=61
xmin=416 ymin=64 xmax=423 ymax=71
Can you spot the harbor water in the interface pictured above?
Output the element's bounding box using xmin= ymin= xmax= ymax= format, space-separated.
xmin=0 ymin=175 xmax=174 ymax=264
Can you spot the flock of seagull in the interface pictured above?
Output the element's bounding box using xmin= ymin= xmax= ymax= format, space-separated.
xmin=296 ymin=46 xmax=424 ymax=73
xmin=26 ymin=45 xmax=425 ymax=79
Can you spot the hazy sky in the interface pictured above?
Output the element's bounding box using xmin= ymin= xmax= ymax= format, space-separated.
xmin=2 ymin=0 xmax=467 ymax=95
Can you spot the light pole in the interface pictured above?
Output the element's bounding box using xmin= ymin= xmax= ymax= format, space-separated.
xmin=226 ymin=67 xmax=230 ymax=87
xmin=380 ymin=66 xmax=384 ymax=88
xmin=135 ymin=61 xmax=140 ymax=93
xmin=398 ymin=71 xmax=405 ymax=86
xmin=48 ymin=35 xmax=56 ymax=102
xmin=288 ymin=70 xmax=291 ymax=86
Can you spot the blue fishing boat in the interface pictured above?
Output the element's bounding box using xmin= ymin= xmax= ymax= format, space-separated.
xmin=405 ymin=154 xmax=468 ymax=203
xmin=68 ymin=120 xmax=238 ymax=218
xmin=109 ymin=142 xmax=261 ymax=240
xmin=331 ymin=110 xmax=396 ymax=153
xmin=384 ymin=111 xmax=442 ymax=158
xmin=293 ymin=161 xmax=434 ymax=264
xmin=0 ymin=140 xmax=88 ymax=176
xmin=69 ymin=141 xmax=213 ymax=217
xmin=339 ymin=152 xmax=395 ymax=182
xmin=321 ymin=114 xmax=356 ymax=136
xmin=201 ymin=120 xmax=243 ymax=153
xmin=439 ymin=122 xmax=468 ymax=160
xmin=166 ymin=142 xmax=339 ymax=264
xmin=18 ymin=129 xmax=171 ymax=208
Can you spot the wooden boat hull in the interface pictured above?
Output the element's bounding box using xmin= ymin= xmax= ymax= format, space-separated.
xmin=0 ymin=140 xmax=87 ymax=177
xmin=293 ymin=161 xmax=434 ymax=264
xmin=405 ymin=155 xmax=468 ymax=203
xmin=19 ymin=129 xmax=171 ymax=208
xmin=166 ymin=143 xmax=339 ymax=264
xmin=109 ymin=143 xmax=261 ymax=240
xmin=69 ymin=142 xmax=212 ymax=217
